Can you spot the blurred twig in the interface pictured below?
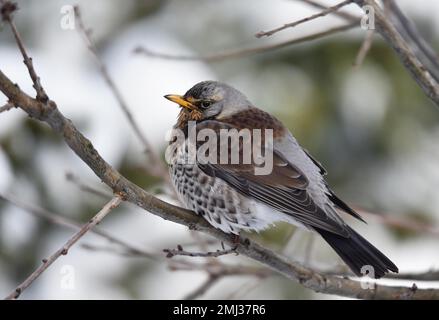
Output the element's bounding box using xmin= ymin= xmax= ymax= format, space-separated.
xmin=4 ymin=196 xmax=122 ymax=299
xmin=0 ymin=102 xmax=14 ymax=113
xmin=355 ymin=207 xmax=439 ymax=237
xmin=299 ymin=0 xmax=359 ymax=21
xmin=256 ymin=0 xmax=353 ymax=38
xmin=352 ymin=0 xmax=439 ymax=107
xmin=384 ymin=0 xmax=439 ymax=82
xmin=184 ymin=275 xmax=221 ymax=300
xmin=65 ymin=172 xmax=111 ymax=199
xmin=73 ymin=6 xmax=168 ymax=180
xmin=353 ymin=29 xmax=374 ymax=68
xmin=134 ymin=23 xmax=358 ymax=62
xmin=298 ymin=0 xmax=374 ymax=68
xmin=0 ymin=192 xmax=157 ymax=260
xmin=0 ymin=0 xmax=48 ymax=103
xmin=225 ymin=278 xmax=265 ymax=299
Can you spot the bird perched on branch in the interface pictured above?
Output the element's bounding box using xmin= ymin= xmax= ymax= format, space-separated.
xmin=165 ymin=81 xmax=398 ymax=278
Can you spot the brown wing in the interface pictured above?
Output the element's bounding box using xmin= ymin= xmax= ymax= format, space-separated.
xmin=195 ymin=120 xmax=348 ymax=236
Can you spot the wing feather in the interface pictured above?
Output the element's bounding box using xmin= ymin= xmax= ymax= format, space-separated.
xmin=195 ymin=120 xmax=349 ymax=236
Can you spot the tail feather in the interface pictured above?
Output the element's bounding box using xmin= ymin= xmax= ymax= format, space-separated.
xmin=315 ymin=225 xmax=398 ymax=278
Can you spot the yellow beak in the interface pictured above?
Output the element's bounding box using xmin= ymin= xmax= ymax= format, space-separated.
xmin=164 ymin=94 xmax=196 ymax=110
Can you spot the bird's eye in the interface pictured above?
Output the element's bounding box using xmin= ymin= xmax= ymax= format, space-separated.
xmin=199 ymin=101 xmax=211 ymax=109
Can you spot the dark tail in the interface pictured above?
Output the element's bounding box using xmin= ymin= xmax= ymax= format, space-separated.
xmin=315 ymin=226 xmax=398 ymax=278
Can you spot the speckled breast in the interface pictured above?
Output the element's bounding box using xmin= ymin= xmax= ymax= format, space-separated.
xmin=168 ymin=139 xmax=256 ymax=235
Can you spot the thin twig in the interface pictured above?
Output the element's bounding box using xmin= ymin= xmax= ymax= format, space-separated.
xmin=134 ymin=23 xmax=358 ymax=62
xmin=256 ymin=0 xmax=353 ymax=38
xmin=299 ymin=0 xmax=359 ymax=22
xmin=80 ymin=243 xmax=158 ymax=260
xmin=353 ymin=29 xmax=374 ymax=68
xmin=385 ymin=0 xmax=439 ymax=82
xmin=65 ymin=172 xmax=111 ymax=199
xmin=0 ymin=102 xmax=14 ymax=113
xmin=168 ymin=260 xmax=273 ymax=278
xmin=66 ymin=170 xmax=179 ymax=207
xmin=355 ymin=207 xmax=439 ymax=237
xmin=73 ymin=6 xmax=168 ymax=179
xmin=4 ymin=196 xmax=122 ymax=299
xmin=1 ymin=0 xmax=48 ymax=102
xmin=353 ymin=0 xmax=439 ymax=108
xmin=184 ymin=275 xmax=220 ymax=300
xmin=0 ymin=192 xmax=157 ymax=260
xmin=224 ymin=278 xmax=265 ymax=300
xmin=164 ymin=245 xmax=237 ymax=258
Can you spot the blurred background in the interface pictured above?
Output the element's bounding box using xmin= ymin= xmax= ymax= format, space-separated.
xmin=1 ymin=0 xmax=439 ymax=299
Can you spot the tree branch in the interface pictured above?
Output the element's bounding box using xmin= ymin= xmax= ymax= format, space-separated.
xmin=384 ymin=0 xmax=439 ymax=82
xmin=134 ymin=23 xmax=358 ymax=62
xmin=183 ymin=275 xmax=221 ymax=300
xmin=255 ymin=0 xmax=353 ymax=38
xmin=0 ymin=0 xmax=48 ymax=102
xmin=0 ymin=192 xmax=157 ymax=261
xmin=0 ymin=102 xmax=14 ymax=113
xmin=353 ymin=0 xmax=439 ymax=107
xmin=299 ymin=0 xmax=360 ymax=22
xmin=4 ymin=196 xmax=122 ymax=299
xmin=73 ymin=5 xmax=168 ymax=179
xmin=65 ymin=172 xmax=112 ymax=199
xmin=353 ymin=29 xmax=374 ymax=68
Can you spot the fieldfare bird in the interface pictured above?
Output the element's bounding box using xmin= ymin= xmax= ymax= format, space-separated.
xmin=165 ymin=81 xmax=398 ymax=278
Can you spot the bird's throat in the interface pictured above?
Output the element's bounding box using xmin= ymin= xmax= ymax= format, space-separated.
xmin=176 ymin=108 xmax=203 ymax=129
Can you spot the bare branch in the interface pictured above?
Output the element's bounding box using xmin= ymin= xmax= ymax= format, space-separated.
xmin=4 ymin=196 xmax=122 ymax=299
xmin=353 ymin=0 xmax=439 ymax=107
xmin=134 ymin=23 xmax=358 ymax=62
xmin=356 ymin=207 xmax=439 ymax=237
xmin=1 ymin=0 xmax=48 ymax=102
xmin=184 ymin=275 xmax=221 ymax=300
xmin=164 ymin=245 xmax=237 ymax=258
xmin=0 ymin=102 xmax=14 ymax=113
xmin=73 ymin=6 xmax=168 ymax=179
xmin=353 ymin=29 xmax=374 ymax=68
xmin=65 ymin=172 xmax=111 ymax=199
xmin=299 ymin=0 xmax=359 ymax=22
xmin=0 ymin=192 xmax=157 ymax=261
xmin=168 ymin=260 xmax=272 ymax=278
xmin=384 ymin=0 xmax=439 ymax=82
xmin=256 ymin=0 xmax=353 ymax=38
xmin=225 ymin=278 xmax=265 ymax=299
